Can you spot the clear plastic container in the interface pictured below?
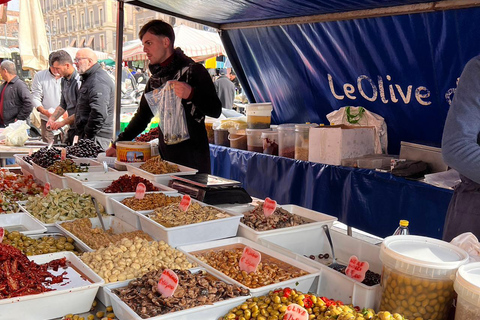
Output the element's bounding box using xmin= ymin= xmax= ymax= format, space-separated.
xmin=278 ymin=124 xmax=296 ymax=158
xmin=214 ymin=128 xmax=229 ymax=147
xmin=246 ymin=128 xmax=268 ymax=153
xmin=295 ymin=124 xmax=317 ymax=161
xmin=228 ymin=128 xmax=247 ymax=150
xmin=393 ymin=220 xmax=410 ymax=235
xmin=246 ymin=103 xmax=273 ymax=129
xmin=379 ymin=235 xmax=469 ymax=320
xmin=454 ymin=262 xmax=480 ymax=320
xmin=261 ymin=130 xmax=278 ymax=155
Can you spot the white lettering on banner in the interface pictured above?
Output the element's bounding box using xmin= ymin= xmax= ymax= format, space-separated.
xmin=328 ymin=73 xmax=431 ymax=106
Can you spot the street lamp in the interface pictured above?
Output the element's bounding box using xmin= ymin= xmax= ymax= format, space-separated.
xmin=45 ymin=24 xmax=57 ymax=51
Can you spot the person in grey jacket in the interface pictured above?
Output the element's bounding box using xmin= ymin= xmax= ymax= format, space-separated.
xmin=214 ymin=69 xmax=235 ymax=109
xmin=0 ymin=60 xmax=33 ymax=127
xmin=73 ymin=48 xmax=114 ymax=150
xmin=442 ymin=54 xmax=480 ymax=241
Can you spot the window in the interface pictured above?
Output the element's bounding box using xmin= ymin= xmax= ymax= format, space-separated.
xmin=99 ymin=8 xmax=103 ymax=24
xmin=58 ymin=41 xmax=62 ymax=48
xmin=64 ymin=16 xmax=67 ymax=33
xmin=100 ymin=34 xmax=104 ymax=50
xmin=65 ymin=40 xmax=69 ymax=47
xmin=72 ymin=15 xmax=76 ymax=31
xmin=56 ymin=18 xmax=60 ymax=32
xmin=89 ymin=10 xmax=94 ymax=27
xmin=52 ymin=42 xmax=56 ymax=50
xmin=81 ymin=12 xmax=85 ymax=29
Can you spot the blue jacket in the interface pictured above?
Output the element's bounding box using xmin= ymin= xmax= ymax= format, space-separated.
xmin=0 ymin=76 xmax=34 ymax=126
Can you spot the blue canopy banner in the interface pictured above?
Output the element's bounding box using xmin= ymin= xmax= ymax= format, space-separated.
xmin=222 ymin=7 xmax=480 ymax=154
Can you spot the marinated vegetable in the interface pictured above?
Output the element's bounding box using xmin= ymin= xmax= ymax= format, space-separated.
xmin=60 ymin=218 xmax=152 ymax=250
xmin=148 ymin=202 xmax=229 ymax=227
xmin=25 ymin=188 xmax=102 ymax=224
xmin=120 ymin=193 xmax=181 ymax=211
xmin=1 ymin=230 xmax=78 ymax=256
xmin=139 ymin=156 xmax=180 ymax=174
xmin=113 ymin=269 xmax=250 ymax=318
xmin=81 ymin=237 xmax=195 ymax=283
xmin=47 ymin=159 xmax=89 ymax=176
xmin=241 ymin=202 xmax=310 ymax=231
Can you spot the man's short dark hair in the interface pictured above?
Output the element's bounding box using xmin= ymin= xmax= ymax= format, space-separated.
xmin=139 ymin=20 xmax=175 ymax=46
xmin=50 ymin=50 xmax=74 ymax=65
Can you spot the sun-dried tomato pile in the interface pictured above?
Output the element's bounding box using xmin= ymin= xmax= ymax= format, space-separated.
xmin=0 ymin=243 xmax=67 ymax=299
xmin=135 ymin=127 xmax=160 ymax=142
xmin=104 ymin=174 xmax=159 ymax=193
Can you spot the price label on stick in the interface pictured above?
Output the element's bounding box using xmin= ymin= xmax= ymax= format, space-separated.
xmin=61 ymin=148 xmax=66 ymax=160
xmin=47 ymin=141 xmax=54 ymax=149
xmin=0 ymin=228 xmax=4 ymax=243
xmin=135 ymin=183 xmax=146 ymax=200
xmin=179 ymin=194 xmax=191 ymax=212
xmin=263 ymin=197 xmax=277 ymax=217
xmin=239 ymin=246 xmax=261 ymax=273
xmin=283 ymin=303 xmax=309 ymax=320
xmin=43 ymin=182 xmax=51 ymax=196
xmin=157 ymin=269 xmax=179 ymax=298
xmin=73 ymin=135 xmax=79 ymax=145
xmin=345 ymin=255 xmax=369 ymax=282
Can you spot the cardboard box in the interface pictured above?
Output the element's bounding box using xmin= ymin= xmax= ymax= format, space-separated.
xmin=308 ymin=125 xmax=375 ymax=165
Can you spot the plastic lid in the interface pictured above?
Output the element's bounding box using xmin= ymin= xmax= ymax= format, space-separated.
xmin=295 ymin=123 xmax=318 ymax=132
xmin=380 ymin=235 xmax=469 ymax=279
xmin=399 ymin=220 xmax=409 ymax=227
xmin=246 ymin=128 xmax=270 ymax=135
xmin=261 ymin=131 xmax=278 ymax=138
xmin=277 ymin=123 xmax=296 ymax=131
xmin=455 ymin=262 xmax=480 ymax=306
xmin=246 ymin=103 xmax=272 ymax=111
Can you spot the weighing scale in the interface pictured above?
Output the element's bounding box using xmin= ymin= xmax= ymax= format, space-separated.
xmin=168 ymin=173 xmax=252 ymax=205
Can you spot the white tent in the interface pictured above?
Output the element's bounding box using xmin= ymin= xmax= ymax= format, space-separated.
xmin=0 ymin=46 xmax=11 ymax=59
xmin=55 ymin=47 xmax=112 ymax=61
xmin=122 ymin=24 xmax=225 ymax=62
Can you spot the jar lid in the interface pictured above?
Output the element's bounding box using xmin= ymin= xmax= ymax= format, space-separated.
xmin=380 ymin=235 xmax=469 ymax=279
xmin=277 ymin=123 xmax=296 ymax=131
xmin=295 ymin=123 xmax=318 ymax=132
xmin=455 ymin=262 xmax=480 ymax=306
xmin=246 ymin=103 xmax=272 ymax=111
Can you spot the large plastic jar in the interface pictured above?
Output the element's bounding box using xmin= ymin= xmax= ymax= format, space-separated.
xmin=295 ymin=124 xmax=317 ymax=161
xmin=116 ymin=141 xmax=151 ymax=162
xmin=261 ymin=130 xmax=278 ymax=155
xmin=454 ymin=262 xmax=480 ymax=320
xmin=246 ymin=103 xmax=273 ymax=129
xmin=379 ymin=235 xmax=469 ymax=320
xmin=228 ymin=129 xmax=247 ymax=150
xmin=278 ymin=124 xmax=296 ymax=158
xmin=246 ymin=128 xmax=268 ymax=153
xmin=205 ymin=118 xmax=215 ymax=144
xmin=214 ymin=128 xmax=229 ymax=147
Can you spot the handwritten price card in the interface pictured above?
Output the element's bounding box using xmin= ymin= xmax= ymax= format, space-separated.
xmin=239 ymin=246 xmax=261 ymax=273
xmin=157 ymin=269 xmax=179 ymax=297
xmin=179 ymin=194 xmax=191 ymax=212
xmin=263 ymin=197 xmax=277 ymax=217
xmin=345 ymin=255 xmax=369 ymax=282
xmin=43 ymin=182 xmax=51 ymax=196
xmin=283 ymin=303 xmax=309 ymax=320
xmin=135 ymin=183 xmax=146 ymax=200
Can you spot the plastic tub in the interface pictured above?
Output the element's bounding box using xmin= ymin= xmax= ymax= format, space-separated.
xmin=0 ymin=212 xmax=47 ymax=235
xmin=32 ymin=162 xmax=49 ymax=184
xmin=0 ymin=251 xmax=103 ymax=320
xmin=228 ymin=129 xmax=247 ymax=150
xmin=246 ymin=103 xmax=273 ymax=129
xmin=125 ymin=161 xmax=198 ymax=184
xmin=379 ymin=235 xmax=469 ymax=320
xmin=295 ymin=124 xmax=317 ymax=161
xmin=213 ymin=128 xmax=229 ymax=147
xmin=205 ymin=119 xmax=215 ymax=144
xmin=278 ymin=124 xmax=296 ymax=158
xmin=454 ymin=262 xmax=480 ymax=320
xmin=64 ymin=171 xmax=127 ymax=194
xmin=261 ymin=130 xmax=278 ymax=155
xmin=14 ymin=154 xmax=34 ymax=177
xmin=246 ymin=128 xmax=268 ymax=153
xmin=116 ymin=141 xmax=151 ymax=162
xmin=46 ymin=158 xmax=108 ymax=189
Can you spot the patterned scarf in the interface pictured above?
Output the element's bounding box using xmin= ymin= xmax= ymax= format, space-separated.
xmin=148 ymin=48 xmax=194 ymax=90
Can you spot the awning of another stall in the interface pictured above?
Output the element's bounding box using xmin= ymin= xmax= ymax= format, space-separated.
xmin=0 ymin=46 xmax=11 ymax=59
xmin=18 ymin=0 xmax=49 ymax=71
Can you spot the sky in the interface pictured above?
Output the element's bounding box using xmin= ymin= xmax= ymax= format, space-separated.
xmin=9 ymin=0 xmax=19 ymax=11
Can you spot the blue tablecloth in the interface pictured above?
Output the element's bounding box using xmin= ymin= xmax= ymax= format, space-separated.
xmin=210 ymin=145 xmax=453 ymax=239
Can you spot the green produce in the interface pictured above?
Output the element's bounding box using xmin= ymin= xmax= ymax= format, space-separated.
xmin=47 ymin=159 xmax=89 ymax=176
xmin=2 ymin=230 xmax=78 ymax=256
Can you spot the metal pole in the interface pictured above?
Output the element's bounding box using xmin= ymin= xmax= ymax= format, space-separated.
xmin=4 ymin=24 xmax=7 ymax=46
xmin=114 ymin=0 xmax=125 ymax=140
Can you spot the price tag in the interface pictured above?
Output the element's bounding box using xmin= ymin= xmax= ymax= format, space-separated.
xmin=283 ymin=303 xmax=309 ymax=320
xmin=43 ymin=182 xmax=51 ymax=196
xmin=179 ymin=194 xmax=191 ymax=212
xmin=345 ymin=255 xmax=369 ymax=282
xmin=263 ymin=197 xmax=277 ymax=217
xmin=61 ymin=148 xmax=66 ymax=160
xmin=135 ymin=183 xmax=146 ymax=200
xmin=102 ymin=161 xmax=108 ymax=173
xmin=47 ymin=141 xmax=54 ymax=149
xmin=239 ymin=246 xmax=261 ymax=273
xmin=157 ymin=269 xmax=179 ymax=298
xmin=0 ymin=228 xmax=4 ymax=243
xmin=73 ymin=135 xmax=79 ymax=145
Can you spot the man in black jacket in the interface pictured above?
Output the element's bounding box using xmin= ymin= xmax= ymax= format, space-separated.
xmin=73 ymin=48 xmax=114 ymax=150
xmin=0 ymin=60 xmax=34 ymax=127
xmin=106 ymin=20 xmax=222 ymax=173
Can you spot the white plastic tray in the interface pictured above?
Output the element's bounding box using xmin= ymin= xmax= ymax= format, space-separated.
xmin=0 ymin=251 xmax=104 ymax=320
xmin=14 ymin=154 xmax=34 ymax=177
xmin=179 ymin=237 xmax=320 ymax=296
xmin=32 ymin=162 xmax=49 ymax=184
xmin=125 ymin=161 xmax=198 ymax=184
xmin=82 ymin=177 xmax=176 ymax=214
xmin=137 ymin=200 xmax=243 ymax=248
xmin=237 ymin=204 xmax=337 ymax=241
xmin=105 ymin=270 xmax=251 ymax=320
xmin=109 ymin=193 xmax=183 ymax=229
xmin=0 ymin=212 xmax=47 ymax=235
xmin=259 ymin=227 xmax=382 ymax=309
xmin=63 ymin=171 xmax=127 ymax=194
xmin=55 ymin=216 xmax=156 ymax=252
xmin=46 ymin=158 xmax=111 ymax=189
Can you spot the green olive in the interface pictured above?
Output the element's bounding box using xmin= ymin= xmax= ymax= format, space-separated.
xmin=64 ymin=243 xmax=75 ymax=251
xmin=56 ymin=243 xmax=65 ymax=250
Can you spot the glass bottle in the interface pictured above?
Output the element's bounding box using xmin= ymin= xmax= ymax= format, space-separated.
xmin=393 ymin=220 xmax=410 ymax=235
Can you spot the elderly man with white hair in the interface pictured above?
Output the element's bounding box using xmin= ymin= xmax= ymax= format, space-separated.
xmin=0 ymin=60 xmax=34 ymax=128
xmin=72 ymin=48 xmax=114 ymax=150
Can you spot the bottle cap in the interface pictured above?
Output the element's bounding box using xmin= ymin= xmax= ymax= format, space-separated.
xmin=399 ymin=220 xmax=409 ymax=227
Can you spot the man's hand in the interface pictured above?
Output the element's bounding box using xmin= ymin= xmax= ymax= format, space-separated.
xmin=37 ymin=106 xmax=52 ymax=117
xmin=105 ymin=147 xmax=117 ymax=157
xmin=170 ymin=81 xmax=192 ymax=100
xmin=50 ymin=120 xmax=65 ymax=130
xmin=46 ymin=117 xmax=55 ymax=130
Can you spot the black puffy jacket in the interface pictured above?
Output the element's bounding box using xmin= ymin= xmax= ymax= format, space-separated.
xmin=0 ymin=76 xmax=33 ymax=127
